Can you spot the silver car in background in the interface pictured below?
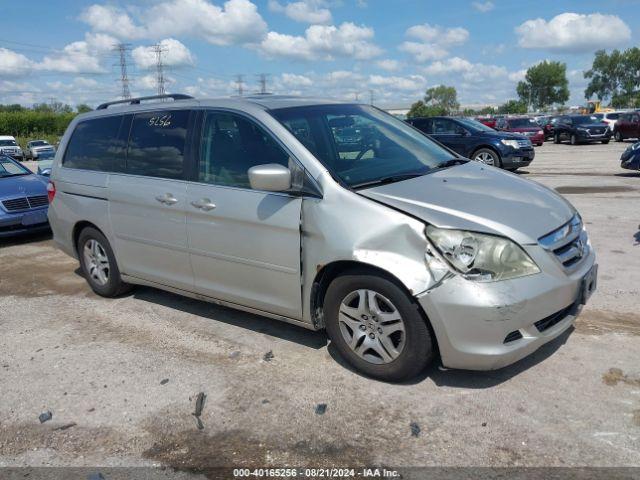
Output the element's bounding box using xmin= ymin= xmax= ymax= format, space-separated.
xmin=47 ymin=94 xmax=597 ymax=381
xmin=26 ymin=140 xmax=56 ymax=160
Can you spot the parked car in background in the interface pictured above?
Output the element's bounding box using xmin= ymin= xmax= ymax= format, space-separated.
xmin=496 ymin=117 xmax=545 ymax=146
xmin=475 ymin=116 xmax=496 ymax=129
xmin=620 ymin=141 xmax=640 ymax=171
xmin=0 ymin=136 xmax=24 ymax=161
xmin=539 ymin=116 xmax=560 ymax=140
xmin=613 ymin=112 xmax=640 ymax=142
xmin=47 ymin=94 xmax=596 ymax=381
xmin=406 ymin=116 xmax=535 ymax=170
xmin=553 ymin=115 xmax=611 ymax=145
xmin=0 ymin=155 xmax=50 ymax=237
xmin=26 ymin=140 xmax=56 ymax=160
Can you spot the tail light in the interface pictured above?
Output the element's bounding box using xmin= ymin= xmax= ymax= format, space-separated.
xmin=47 ymin=181 xmax=56 ymax=203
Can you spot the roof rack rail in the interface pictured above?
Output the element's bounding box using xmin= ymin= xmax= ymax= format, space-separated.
xmin=96 ymin=94 xmax=194 ymax=110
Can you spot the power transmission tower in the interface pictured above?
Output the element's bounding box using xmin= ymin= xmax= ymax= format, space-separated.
xmin=235 ymin=74 xmax=244 ymax=96
xmin=115 ymin=43 xmax=132 ymax=100
xmin=257 ymin=73 xmax=269 ymax=94
xmin=369 ymin=90 xmax=374 ymax=106
xmin=354 ymin=91 xmax=360 ymax=101
xmin=153 ymin=44 xmax=167 ymax=97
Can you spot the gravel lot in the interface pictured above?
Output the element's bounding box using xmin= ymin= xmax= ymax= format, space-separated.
xmin=1 ymin=142 xmax=639 ymax=475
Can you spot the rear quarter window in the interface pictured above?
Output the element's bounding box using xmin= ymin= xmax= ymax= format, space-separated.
xmin=63 ymin=115 xmax=125 ymax=171
xmin=126 ymin=110 xmax=190 ymax=180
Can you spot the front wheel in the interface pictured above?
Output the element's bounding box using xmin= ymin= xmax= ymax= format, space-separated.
xmin=78 ymin=227 xmax=132 ymax=297
xmin=570 ymin=134 xmax=578 ymax=145
xmin=324 ymin=273 xmax=434 ymax=382
xmin=614 ymin=131 xmax=623 ymax=142
xmin=473 ymin=148 xmax=501 ymax=167
xmin=602 ymin=139 xmax=610 ymax=144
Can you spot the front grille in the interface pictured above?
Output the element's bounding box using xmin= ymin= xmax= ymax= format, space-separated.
xmin=534 ymin=304 xmax=574 ymax=332
xmin=538 ymin=214 xmax=589 ymax=270
xmin=587 ymin=128 xmax=605 ymax=135
xmin=1 ymin=195 xmax=48 ymax=212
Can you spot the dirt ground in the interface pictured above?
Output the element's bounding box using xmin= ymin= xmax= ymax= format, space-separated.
xmin=1 ymin=142 xmax=639 ymax=477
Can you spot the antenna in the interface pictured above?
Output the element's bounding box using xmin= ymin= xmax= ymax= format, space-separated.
xmin=153 ymin=44 xmax=167 ymax=97
xmin=115 ymin=43 xmax=132 ymax=100
xmin=235 ymin=74 xmax=244 ymax=96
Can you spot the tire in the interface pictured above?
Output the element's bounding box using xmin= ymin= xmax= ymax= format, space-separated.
xmin=614 ymin=131 xmax=623 ymax=142
xmin=570 ymin=134 xmax=578 ymax=145
xmin=536 ymin=143 xmax=543 ymax=147
xmin=472 ymin=148 xmax=501 ymax=168
xmin=77 ymin=227 xmax=132 ymax=297
xmin=602 ymin=139 xmax=610 ymax=144
xmin=554 ymin=133 xmax=561 ymax=144
xmin=324 ymin=272 xmax=434 ymax=382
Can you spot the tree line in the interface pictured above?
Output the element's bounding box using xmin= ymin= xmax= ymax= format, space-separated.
xmin=0 ymin=103 xmax=92 ymax=138
xmin=407 ymin=47 xmax=640 ymax=118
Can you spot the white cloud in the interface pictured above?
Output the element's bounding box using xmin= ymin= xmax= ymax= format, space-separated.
xmin=399 ymin=23 xmax=469 ymax=63
xmin=132 ymin=39 xmax=195 ymax=69
xmin=280 ymin=73 xmax=313 ymax=87
xmin=146 ymin=0 xmax=267 ymax=46
xmin=422 ymin=56 xmax=473 ymax=75
xmin=376 ymin=59 xmax=401 ymax=71
xmin=260 ymin=22 xmax=382 ymax=61
xmin=516 ymin=13 xmax=631 ymax=53
xmin=472 ymin=1 xmax=494 ymax=13
xmin=368 ymin=74 xmax=426 ymax=91
xmin=37 ymin=32 xmax=117 ymax=73
xmin=80 ymin=4 xmax=146 ymax=39
xmin=268 ymin=0 xmax=332 ymax=24
xmin=0 ymin=48 xmax=34 ymax=76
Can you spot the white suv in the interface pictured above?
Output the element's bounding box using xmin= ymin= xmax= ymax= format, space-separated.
xmin=0 ymin=135 xmax=23 ymax=161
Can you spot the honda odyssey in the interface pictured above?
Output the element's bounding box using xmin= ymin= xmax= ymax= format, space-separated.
xmin=47 ymin=94 xmax=597 ymax=381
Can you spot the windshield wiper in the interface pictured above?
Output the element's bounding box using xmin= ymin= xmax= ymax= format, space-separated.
xmin=436 ymin=158 xmax=469 ymax=169
xmin=352 ymin=171 xmax=427 ymax=189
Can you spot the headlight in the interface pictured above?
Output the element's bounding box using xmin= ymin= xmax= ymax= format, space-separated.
xmin=500 ymin=139 xmax=520 ymax=148
xmin=426 ymin=226 xmax=540 ymax=282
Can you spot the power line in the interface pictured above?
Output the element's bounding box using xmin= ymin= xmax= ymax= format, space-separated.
xmin=114 ymin=43 xmax=132 ymax=100
xmin=153 ymin=44 xmax=167 ymax=97
xmin=235 ymin=74 xmax=244 ymax=96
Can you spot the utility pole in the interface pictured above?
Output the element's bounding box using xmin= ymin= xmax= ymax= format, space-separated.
xmin=153 ymin=44 xmax=167 ymax=97
xmin=369 ymin=89 xmax=374 ymax=106
xmin=257 ymin=73 xmax=269 ymax=94
xmin=115 ymin=43 xmax=132 ymax=100
xmin=354 ymin=91 xmax=359 ymax=101
xmin=235 ymin=74 xmax=244 ymax=96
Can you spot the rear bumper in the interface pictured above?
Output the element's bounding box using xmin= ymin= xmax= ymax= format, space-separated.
xmin=0 ymin=208 xmax=50 ymax=238
xmin=416 ymin=246 xmax=596 ymax=371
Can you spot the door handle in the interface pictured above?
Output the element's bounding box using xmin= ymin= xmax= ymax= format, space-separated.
xmin=191 ymin=198 xmax=216 ymax=211
xmin=155 ymin=193 xmax=178 ymax=205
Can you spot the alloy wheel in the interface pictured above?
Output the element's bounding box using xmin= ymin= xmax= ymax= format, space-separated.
xmin=474 ymin=151 xmax=496 ymax=166
xmin=338 ymin=289 xmax=406 ymax=365
xmin=83 ymin=239 xmax=110 ymax=286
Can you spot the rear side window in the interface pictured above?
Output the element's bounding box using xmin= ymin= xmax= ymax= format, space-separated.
xmin=126 ymin=110 xmax=190 ymax=180
xmin=63 ymin=115 xmax=124 ymax=171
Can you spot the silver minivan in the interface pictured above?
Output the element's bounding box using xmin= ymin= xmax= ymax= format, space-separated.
xmin=48 ymin=94 xmax=597 ymax=381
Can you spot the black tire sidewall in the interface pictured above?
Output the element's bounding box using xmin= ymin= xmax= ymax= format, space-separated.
xmin=78 ymin=227 xmax=127 ymax=297
xmin=554 ymin=133 xmax=560 ymax=144
xmin=570 ymin=134 xmax=577 ymax=145
xmin=324 ymin=274 xmax=434 ymax=382
xmin=474 ymin=148 xmax=501 ymax=168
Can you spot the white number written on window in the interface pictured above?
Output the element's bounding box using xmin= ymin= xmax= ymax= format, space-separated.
xmin=149 ymin=115 xmax=172 ymax=128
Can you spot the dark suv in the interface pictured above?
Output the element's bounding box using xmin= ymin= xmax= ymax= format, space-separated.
xmin=553 ymin=115 xmax=611 ymax=145
xmin=613 ymin=111 xmax=640 ymax=142
xmin=406 ymin=116 xmax=535 ymax=170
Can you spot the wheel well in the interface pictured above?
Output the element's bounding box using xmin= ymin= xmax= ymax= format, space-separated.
xmin=72 ymin=221 xmax=103 ymax=255
xmin=310 ymin=261 xmax=438 ymax=348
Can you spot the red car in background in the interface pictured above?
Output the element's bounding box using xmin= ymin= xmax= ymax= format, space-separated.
xmin=496 ymin=117 xmax=545 ymax=146
xmin=475 ymin=116 xmax=497 ymax=129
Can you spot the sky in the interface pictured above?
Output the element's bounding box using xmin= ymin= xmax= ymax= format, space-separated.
xmin=0 ymin=0 xmax=638 ymax=109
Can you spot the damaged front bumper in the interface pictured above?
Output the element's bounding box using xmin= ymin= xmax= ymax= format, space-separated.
xmin=416 ymin=245 xmax=596 ymax=370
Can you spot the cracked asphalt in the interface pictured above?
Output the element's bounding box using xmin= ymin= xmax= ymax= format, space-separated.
xmin=1 ymin=142 xmax=639 ymax=476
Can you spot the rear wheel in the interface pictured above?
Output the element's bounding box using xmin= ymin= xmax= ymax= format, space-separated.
xmin=324 ymin=273 xmax=434 ymax=382
xmin=554 ymin=133 xmax=561 ymax=144
xmin=615 ymin=131 xmax=623 ymax=142
xmin=473 ymin=148 xmax=501 ymax=167
xmin=78 ymin=227 xmax=132 ymax=297
xmin=602 ymin=139 xmax=610 ymax=144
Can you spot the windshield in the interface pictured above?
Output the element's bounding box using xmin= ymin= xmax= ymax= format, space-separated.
xmin=573 ymin=115 xmax=600 ymax=125
xmin=0 ymin=156 xmax=30 ymax=177
xmin=0 ymin=140 xmax=18 ymax=147
xmin=271 ymin=104 xmax=457 ymax=188
xmin=509 ymin=118 xmax=537 ymax=128
xmin=457 ymin=118 xmax=495 ymax=132
xmin=31 ymin=140 xmax=48 ymax=146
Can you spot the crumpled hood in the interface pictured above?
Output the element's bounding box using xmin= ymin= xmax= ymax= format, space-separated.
xmin=0 ymin=174 xmax=47 ymax=200
xmin=358 ymin=162 xmax=575 ymax=245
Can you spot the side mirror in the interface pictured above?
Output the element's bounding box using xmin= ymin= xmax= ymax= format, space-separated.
xmin=248 ymin=164 xmax=291 ymax=192
xmin=39 ymin=168 xmax=52 ymax=177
